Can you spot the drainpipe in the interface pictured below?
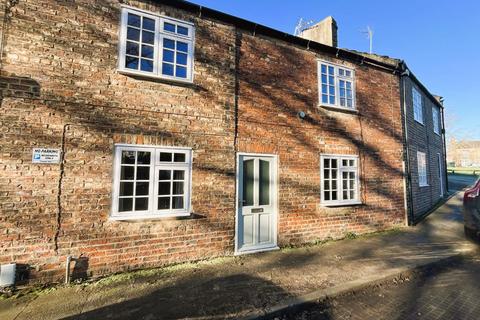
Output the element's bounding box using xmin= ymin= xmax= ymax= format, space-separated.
xmin=399 ymin=62 xmax=414 ymax=225
xmin=440 ymin=105 xmax=449 ymax=193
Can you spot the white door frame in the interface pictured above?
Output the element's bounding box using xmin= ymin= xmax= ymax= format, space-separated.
xmin=437 ymin=153 xmax=444 ymax=197
xmin=235 ymin=152 xmax=279 ymax=255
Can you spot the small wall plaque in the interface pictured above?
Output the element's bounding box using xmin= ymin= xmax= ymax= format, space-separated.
xmin=32 ymin=148 xmax=61 ymax=164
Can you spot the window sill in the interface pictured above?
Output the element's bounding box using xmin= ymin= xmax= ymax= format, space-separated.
xmin=414 ymin=119 xmax=424 ymax=125
xmin=319 ymin=104 xmax=359 ymax=114
xmin=109 ymin=212 xmax=201 ymax=222
xmin=117 ymin=69 xmax=194 ymax=85
xmin=419 ymin=184 xmax=430 ymax=188
xmin=321 ymin=201 xmax=363 ymax=207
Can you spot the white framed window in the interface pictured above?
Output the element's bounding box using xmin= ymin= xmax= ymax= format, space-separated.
xmin=417 ymin=151 xmax=428 ymax=187
xmin=320 ymin=154 xmax=361 ymax=206
xmin=432 ymin=106 xmax=440 ymax=135
xmin=111 ymin=144 xmax=192 ymax=219
xmin=318 ymin=61 xmax=356 ymax=110
xmin=412 ymin=87 xmax=423 ymax=124
xmin=118 ymin=6 xmax=195 ymax=83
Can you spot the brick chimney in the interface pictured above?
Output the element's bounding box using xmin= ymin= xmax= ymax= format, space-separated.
xmin=298 ymin=16 xmax=338 ymax=47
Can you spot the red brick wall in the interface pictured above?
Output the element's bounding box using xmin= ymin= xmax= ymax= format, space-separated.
xmin=0 ymin=0 xmax=406 ymax=284
xmin=237 ymin=34 xmax=406 ymax=244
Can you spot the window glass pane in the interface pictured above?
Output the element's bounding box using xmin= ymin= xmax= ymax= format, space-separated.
xmin=136 ymin=182 xmax=149 ymax=196
xmin=158 ymin=182 xmax=171 ymax=195
xmin=324 ymin=170 xmax=330 ymax=179
xmin=126 ymin=41 xmax=139 ymax=56
xmin=174 ymin=153 xmax=186 ymax=162
xmin=331 ymin=170 xmax=337 ymax=179
xmin=324 ymin=159 xmax=330 ymax=168
xmin=120 ymin=182 xmax=134 ymax=196
xmin=343 ymin=190 xmax=348 ymax=199
xmin=125 ymin=56 xmax=139 ymax=70
xmin=177 ymin=25 xmax=189 ymax=36
xmin=127 ymin=14 xmax=141 ymax=27
xmin=159 ymin=170 xmax=171 ymax=180
xmin=163 ymin=38 xmax=175 ymax=49
xmin=321 ymin=74 xmax=327 ymax=84
xmin=162 ymin=63 xmax=174 ymax=76
xmin=173 ymin=170 xmax=185 ymax=180
xmin=172 ymin=196 xmax=184 ymax=209
xmin=122 ymin=151 xmax=136 ymax=164
xmin=127 ymin=27 xmax=140 ymax=41
xmin=158 ymin=197 xmax=170 ymax=210
xmin=322 ymin=84 xmax=327 ymax=94
xmin=243 ymin=159 xmax=254 ymax=206
xmin=332 ymin=191 xmax=337 ymax=200
xmin=176 ymin=52 xmax=187 ymax=65
xmin=343 ymin=180 xmax=347 ymax=189
xmin=324 ymin=191 xmax=330 ymax=201
xmin=160 ymin=152 xmax=172 ymax=162
xmin=142 ymin=17 xmax=155 ymax=31
xmin=142 ymin=31 xmax=155 ymax=44
xmin=141 ymin=45 xmax=154 ymax=59
xmin=177 ymin=41 xmax=188 ymax=53
xmin=119 ymin=198 xmax=133 ymax=212
xmin=329 ymin=96 xmax=335 ymax=104
xmin=322 ymin=95 xmax=328 ymax=104
xmin=350 ymin=191 xmax=354 ymax=199
xmin=140 ymin=59 xmax=153 ymax=72
xmin=321 ymin=64 xmax=327 ymax=73
xmin=340 ymin=98 xmax=345 ymax=106
xmin=332 ymin=180 xmax=337 ymax=190
xmin=137 ymin=152 xmax=151 ymax=164
xmin=176 ymin=66 xmax=187 ymax=78
xmin=173 ymin=182 xmax=184 ymax=195
xmin=135 ymin=197 xmax=148 ymax=211
xmin=328 ymin=66 xmax=334 ymax=74
xmin=331 ymin=159 xmax=337 ymax=168
xmin=121 ymin=166 xmax=134 ymax=180
xmin=137 ymin=167 xmax=150 ymax=180
xmin=259 ymin=160 xmax=270 ymax=206
xmin=163 ymin=49 xmax=174 ymax=63
xmin=324 ymin=180 xmax=330 ymax=190
xmin=164 ymin=22 xmax=176 ymax=32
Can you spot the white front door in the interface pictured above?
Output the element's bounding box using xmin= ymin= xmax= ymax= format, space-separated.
xmin=236 ymin=154 xmax=278 ymax=254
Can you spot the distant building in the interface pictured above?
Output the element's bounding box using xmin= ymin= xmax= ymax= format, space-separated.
xmin=447 ymin=140 xmax=480 ymax=167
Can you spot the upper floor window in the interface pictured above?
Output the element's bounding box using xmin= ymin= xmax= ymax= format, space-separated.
xmin=321 ymin=154 xmax=360 ymax=206
xmin=417 ymin=151 xmax=428 ymax=187
xmin=318 ymin=61 xmax=355 ymax=110
xmin=118 ymin=7 xmax=195 ymax=83
xmin=412 ymin=87 xmax=423 ymax=124
xmin=432 ymin=106 xmax=440 ymax=135
xmin=111 ymin=144 xmax=192 ymax=220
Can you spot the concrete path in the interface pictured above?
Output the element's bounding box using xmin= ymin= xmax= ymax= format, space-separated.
xmin=0 ymin=175 xmax=477 ymax=320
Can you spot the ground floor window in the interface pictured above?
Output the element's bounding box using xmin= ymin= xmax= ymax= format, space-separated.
xmin=111 ymin=144 xmax=192 ymax=219
xmin=417 ymin=151 xmax=428 ymax=186
xmin=321 ymin=154 xmax=360 ymax=206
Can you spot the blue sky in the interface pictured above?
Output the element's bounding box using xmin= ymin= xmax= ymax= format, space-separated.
xmin=192 ymin=0 xmax=480 ymax=140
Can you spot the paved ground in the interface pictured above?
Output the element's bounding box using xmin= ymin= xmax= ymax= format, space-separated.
xmin=0 ymin=174 xmax=477 ymax=320
xmin=288 ymin=255 xmax=480 ymax=320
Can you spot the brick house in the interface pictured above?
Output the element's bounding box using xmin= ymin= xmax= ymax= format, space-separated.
xmin=0 ymin=0 xmax=445 ymax=284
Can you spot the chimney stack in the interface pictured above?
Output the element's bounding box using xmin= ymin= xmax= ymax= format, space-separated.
xmin=298 ymin=16 xmax=338 ymax=47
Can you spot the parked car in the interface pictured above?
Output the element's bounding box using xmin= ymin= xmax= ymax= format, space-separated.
xmin=463 ymin=178 xmax=480 ymax=241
